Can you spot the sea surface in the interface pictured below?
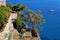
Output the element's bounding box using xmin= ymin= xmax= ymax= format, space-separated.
xmin=7 ymin=0 xmax=60 ymax=40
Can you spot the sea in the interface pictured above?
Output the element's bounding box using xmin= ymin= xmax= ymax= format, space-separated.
xmin=7 ymin=0 xmax=60 ymax=40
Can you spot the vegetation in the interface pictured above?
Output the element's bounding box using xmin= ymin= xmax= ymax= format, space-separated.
xmin=0 ymin=6 xmax=9 ymax=30
xmin=0 ymin=3 xmax=45 ymax=34
xmin=11 ymin=4 xmax=26 ymax=33
xmin=12 ymin=4 xmax=26 ymax=12
xmin=0 ymin=3 xmax=26 ymax=32
xmin=13 ymin=16 xmax=23 ymax=33
xmin=7 ymin=3 xmax=26 ymax=12
xmin=22 ymin=10 xmax=45 ymax=31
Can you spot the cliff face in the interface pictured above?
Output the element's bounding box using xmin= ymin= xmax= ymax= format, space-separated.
xmin=13 ymin=28 xmax=41 ymax=40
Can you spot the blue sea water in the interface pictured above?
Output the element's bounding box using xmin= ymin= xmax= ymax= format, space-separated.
xmin=7 ymin=0 xmax=60 ymax=40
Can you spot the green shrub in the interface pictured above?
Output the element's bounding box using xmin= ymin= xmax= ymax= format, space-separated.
xmin=0 ymin=6 xmax=9 ymax=29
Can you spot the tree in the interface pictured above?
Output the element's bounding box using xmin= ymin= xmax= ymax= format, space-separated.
xmin=22 ymin=10 xmax=45 ymax=31
xmin=33 ymin=10 xmax=45 ymax=30
xmin=12 ymin=4 xmax=26 ymax=12
xmin=6 ymin=3 xmax=26 ymax=12
xmin=22 ymin=10 xmax=36 ymax=23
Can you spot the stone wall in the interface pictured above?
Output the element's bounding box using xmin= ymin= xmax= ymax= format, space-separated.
xmin=0 ymin=0 xmax=6 ymax=6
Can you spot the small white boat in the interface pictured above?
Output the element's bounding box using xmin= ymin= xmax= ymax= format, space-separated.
xmin=48 ymin=9 xmax=55 ymax=12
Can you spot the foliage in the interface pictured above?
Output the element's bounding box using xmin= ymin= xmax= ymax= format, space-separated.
xmin=6 ymin=3 xmax=13 ymax=10
xmin=6 ymin=3 xmax=26 ymax=12
xmin=34 ymin=10 xmax=45 ymax=28
xmin=11 ymin=4 xmax=26 ymax=33
xmin=22 ymin=10 xmax=45 ymax=30
xmin=0 ymin=6 xmax=9 ymax=29
xmin=12 ymin=4 xmax=26 ymax=12
xmin=0 ymin=3 xmax=26 ymax=31
xmin=13 ymin=17 xmax=23 ymax=33
xmin=13 ymin=11 xmax=23 ymax=33
xmin=16 ymin=17 xmax=23 ymax=27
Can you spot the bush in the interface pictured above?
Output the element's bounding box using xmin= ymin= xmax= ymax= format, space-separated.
xmin=13 ymin=16 xmax=23 ymax=33
xmin=0 ymin=6 xmax=9 ymax=30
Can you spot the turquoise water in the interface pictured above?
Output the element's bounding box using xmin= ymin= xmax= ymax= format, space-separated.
xmin=7 ymin=0 xmax=60 ymax=40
